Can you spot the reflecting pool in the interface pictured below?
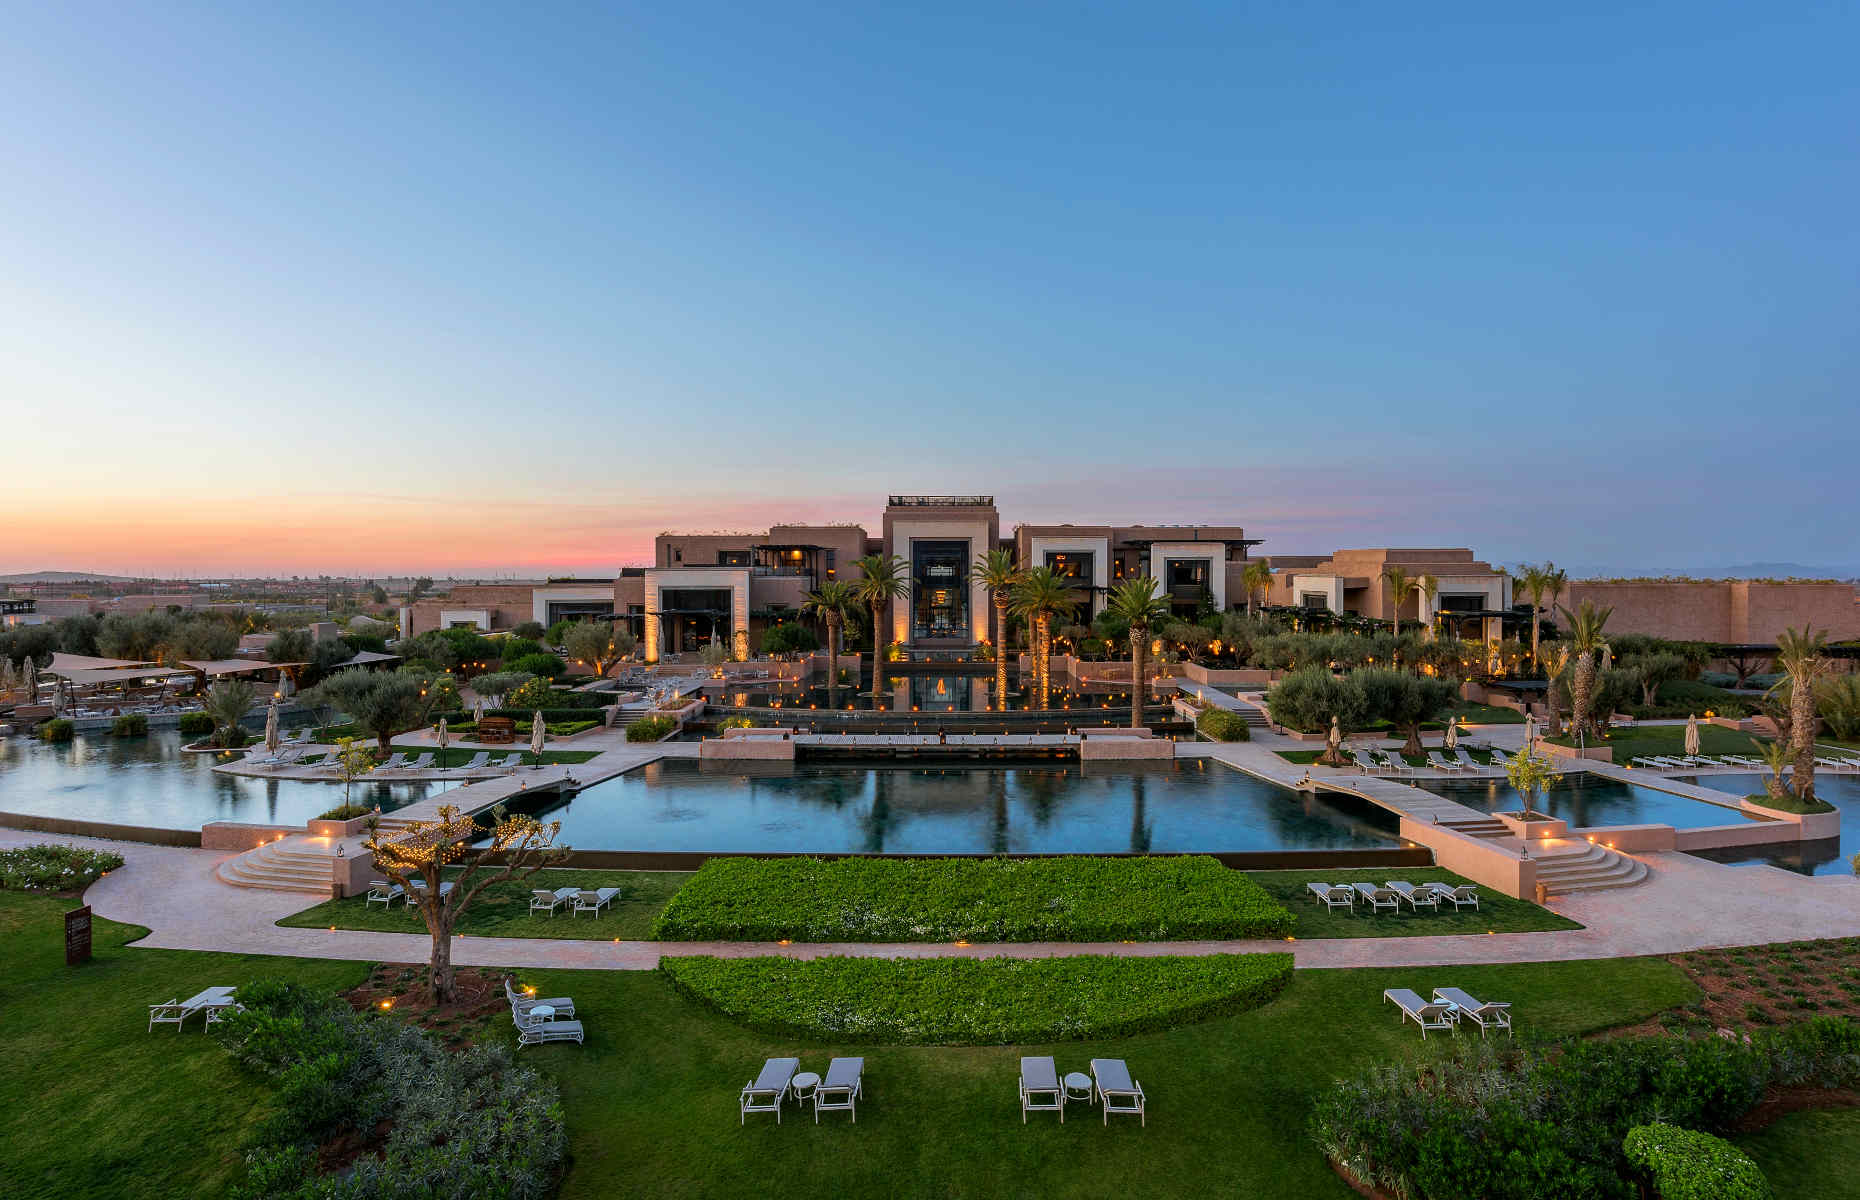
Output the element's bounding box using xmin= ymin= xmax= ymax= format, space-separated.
xmin=0 ymin=729 xmax=456 ymax=831
xmin=701 ymin=672 xmax=1167 ymax=714
xmin=1416 ymin=773 xmax=1769 ymax=830
xmin=521 ymin=758 xmax=1402 ymax=855
xmin=1676 ymin=773 xmax=1860 ymax=876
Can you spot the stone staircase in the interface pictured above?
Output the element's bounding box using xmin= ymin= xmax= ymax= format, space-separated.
xmin=215 ymin=838 xmax=334 ymax=894
xmin=1436 ymin=815 xmax=1512 ymax=839
xmin=1529 ymin=839 xmax=1649 ymax=895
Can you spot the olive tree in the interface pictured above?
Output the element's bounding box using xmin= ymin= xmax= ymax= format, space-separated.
xmin=1352 ymin=667 xmax=1459 ymax=756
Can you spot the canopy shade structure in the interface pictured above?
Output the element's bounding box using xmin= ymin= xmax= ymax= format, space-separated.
xmin=52 ymin=667 xmax=195 ymax=687
xmin=328 ymin=650 xmax=401 ymax=669
xmin=44 ymin=652 xmax=159 ymax=675
xmin=178 ymin=659 xmax=302 ymax=677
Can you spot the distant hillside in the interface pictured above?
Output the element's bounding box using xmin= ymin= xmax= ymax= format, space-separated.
xmin=0 ymin=570 xmax=141 ymax=584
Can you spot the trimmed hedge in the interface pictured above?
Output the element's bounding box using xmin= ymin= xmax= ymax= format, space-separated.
xmin=111 ymin=713 xmax=149 ymax=736
xmin=651 ymin=855 xmax=1294 ymax=942
xmin=1623 ymin=1124 xmax=1771 ymax=1200
xmin=659 ymin=952 xmax=1293 ymax=1044
xmin=177 ymin=711 xmax=216 ymax=735
xmin=1196 ymin=706 xmax=1251 ymax=741
xmin=626 ymin=715 xmax=676 ymax=742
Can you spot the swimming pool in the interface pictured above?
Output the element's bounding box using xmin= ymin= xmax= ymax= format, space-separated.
xmin=518 ymin=759 xmax=1403 ymax=855
xmin=702 ymin=672 xmax=1165 ymax=714
xmin=1416 ymin=773 xmax=1769 ymax=830
xmin=0 ymin=729 xmax=456 ymax=832
xmin=1676 ymin=773 xmax=1859 ymax=877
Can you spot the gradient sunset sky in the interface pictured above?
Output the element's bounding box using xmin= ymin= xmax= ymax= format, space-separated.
xmin=3 ymin=3 xmax=1855 ymax=578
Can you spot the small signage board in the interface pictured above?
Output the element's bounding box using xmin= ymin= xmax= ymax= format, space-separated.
xmin=65 ymin=905 xmax=92 ymax=966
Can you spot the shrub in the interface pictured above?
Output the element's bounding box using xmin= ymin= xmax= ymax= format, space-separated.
xmin=36 ymin=718 xmax=75 ymax=742
xmin=507 ymin=652 xmax=565 ymax=679
xmin=1196 ymin=707 xmax=1251 ymax=741
xmin=506 ymin=676 xmax=554 ymax=709
xmin=316 ymin=804 xmax=372 ymax=821
xmin=652 ymin=855 xmax=1294 ymax=942
xmin=177 ymin=711 xmax=216 ymax=735
xmin=111 ymin=712 xmax=149 ymax=737
xmin=627 ymin=715 xmax=676 ymax=742
xmin=660 ymin=952 xmax=1293 ymax=1044
xmin=215 ymin=980 xmax=566 ymax=1198
xmin=1622 ymin=1124 xmax=1771 ymax=1200
xmin=1744 ymin=791 xmax=1835 ymax=815
xmin=511 ymin=621 xmax=546 ymax=640
xmin=1265 ymin=666 xmax=1366 ymax=732
xmin=0 ymin=843 xmax=125 ymax=890
xmin=758 ymin=622 xmax=819 ymax=656
xmin=717 ymin=716 xmax=756 ymax=731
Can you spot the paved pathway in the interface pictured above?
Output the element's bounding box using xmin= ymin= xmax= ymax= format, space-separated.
xmin=10 ymin=825 xmax=1860 ymax=973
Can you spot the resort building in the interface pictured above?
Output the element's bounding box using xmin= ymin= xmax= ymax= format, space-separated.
xmin=1265 ymin=549 xmax=1514 ymax=641
xmin=1013 ymin=521 xmax=1260 ymax=623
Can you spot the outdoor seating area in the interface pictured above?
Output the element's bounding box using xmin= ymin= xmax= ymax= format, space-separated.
xmin=146 ymin=985 xmax=239 ymax=1032
xmin=740 ymin=1055 xmax=866 ymax=1125
xmin=1383 ymin=985 xmax=1514 ymax=1038
xmin=1018 ymin=1055 xmax=1145 ymax=1126
xmin=1309 ymin=880 xmax=1479 ymax=915
xmin=507 ymin=977 xmax=584 ymax=1047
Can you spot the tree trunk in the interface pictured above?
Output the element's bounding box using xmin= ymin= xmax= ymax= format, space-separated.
xmin=418 ymin=873 xmax=459 ymax=1004
xmin=1546 ymin=680 xmax=1564 ymax=737
xmin=1130 ymin=621 xmax=1147 ymax=728
xmin=1529 ymin=604 xmax=1541 ymax=668
xmin=1570 ymin=653 xmax=1595 ymax=741
xmin=825 ymin=613 xmax=840 ymax=708
xmin=1792 ymin=678 xmax=1818 ymax=801
xmin=1036 ymin=614 xmax=1051 ymax=710
xmin=1402 ymin=722 xmax=1423 ymax=757
xmin=870 ymin=601 xmax=885 ymax=699
xmin=995 ymin=595 xmax=1010 ymax=712
xmin=378 ymin=729 xmax=393 ymax=755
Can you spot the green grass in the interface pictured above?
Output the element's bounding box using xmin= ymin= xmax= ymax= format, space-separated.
xmin=1445 ymin=702 xmax=1525 ymax=724
xmin=1274 ymin=747 xmax=1500 ymax=768
xmin=1735 ymin=1108 xmax=1860 ymax=1199
xmin=0 ymin=890 xmax=368 ymax=1200
xmin=1248 ymin=868 xmax=1583 ymax=938
xmin=505 ymin=953 xmax=1699 ymax=1199
xmin=280 ymin=867 xmax=693 ymax=940
xmin=1548 ymin=723 xmax=1759 ymax=761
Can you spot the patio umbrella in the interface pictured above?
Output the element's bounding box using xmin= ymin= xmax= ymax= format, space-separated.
xmin=1522 ymin=713 xmax=1537 ymax=753
xmin=1444 ymin=720 xmax=1459 ymax=751
xmin=473 ymin=698 xmax=485 ymax=724
xmin=264 ymin=699 xmax=280 ymax=753
xmin=1684 ymin=713 xmax=1700 ymax=758
xmin=531 ymin=710 xmax=546 ymax=760
xmin=1327 ymin=715 xmax=1341 ymax=757
xmin=436 ymin=716 xmax=449 ymax=770
xmin=51 ymin=680 xmax=66 ymax=716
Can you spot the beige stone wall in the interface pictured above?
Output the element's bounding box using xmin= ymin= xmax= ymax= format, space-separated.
xmin=404 ymin=585 xmax=544 ymax=636
xmin=1558 ymin=580 xmax=1860 ymax=642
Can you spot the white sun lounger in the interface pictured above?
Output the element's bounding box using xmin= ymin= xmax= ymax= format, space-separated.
xmin=1386 ymin=881 xmax=1440 ymax=912
xmin=1353 ymin=883 xmax=1399 ymax=913
xmin=513 ymin=1007 xmax=584 ymax=1047
xmin=1306 ymin=882 xmax=1355 ymax=911
xmin=1452 ymin=750 xmax=1485 ymax=773
xmin=529 ymin=886 xmax=579 ymax=915
xmin=1384 ymin=988 xmax=1457 ymax=1038
xmin=450 ymin=751 xmax=491 ymax=773
xmin=1350 ymin=749 xmax=1384 ymax=775
xmin=1433 ymin=987 xmax=1512 ymax=1037
xmin=741 ymin=1057 xmax=800 ymax=1124
xmin=1375 ymin=750 xmax=1414 ymax=777
xmin=376 ymin=752 xmax=408 ymax=769
xmin=495 ymin=753 xmax=525 ymax=769
xmin=1426 ymin=882 xmax=1480 ymax=911
xmin=1089 ymin=1058 xmax=1145 ymax=1126
xmin=1426 ymin=752 xmax=1463 ymax=773
xmin=1019 ymin=1056 xmax=1063 ymax=1123
xmin=573 ymin=887 xmax=621 ymax=917
xmin=405 ymin=879 xmax=454 ymax=907
xmin=148 ymin=986 xmax=237 ymax=1032
xmin=404 ymin=752 xmax=434 ymax=770
xmin=365 ymin=880 xmax=404 ymax=908
xmin=504 ymin=977 xmax=575 ymax=1018
xmin=814 ymin=1056 xmax=864 ymax=1123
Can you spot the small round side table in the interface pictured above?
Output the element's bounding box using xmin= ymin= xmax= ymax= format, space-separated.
xmin=1063 ymin=1072 xmax=1093 ymax=1105
xmin=791 ymin=1071 xmax=821 ymax=1101
xmin=529 ymin=1004 xmax=556 ymax=1022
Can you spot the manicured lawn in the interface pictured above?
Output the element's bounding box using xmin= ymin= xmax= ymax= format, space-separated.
xmin=0 ymin=890 xmax=368 ymax=1200
xmin=280 ymin=867 xmax=693 ymax=940
xmin=1548 ymin=723 xmax=1760 ymax=761
xmin=1445 ymin=702 xmax=1525 ymax=724
xmin=1736 ymin=1108 xmax=1860 ymax=1199
xmin=503 ymin=954 xmax=1699 ymax=1199
xmin=1248 ymin=867 xmax=1583 ymax=938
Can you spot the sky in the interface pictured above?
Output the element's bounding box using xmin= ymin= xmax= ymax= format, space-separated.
xmin=2 ymin=2 xmax=1856 ymax=578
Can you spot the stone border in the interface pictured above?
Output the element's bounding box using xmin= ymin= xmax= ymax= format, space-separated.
xmin=0 ymin=811 xmax=202 ymax=848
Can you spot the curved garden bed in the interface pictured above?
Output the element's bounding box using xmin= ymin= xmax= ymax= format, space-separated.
xmin=659 ymin=951 xmax=1294 ymax=1044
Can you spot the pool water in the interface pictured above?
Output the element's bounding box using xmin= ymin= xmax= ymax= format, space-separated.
xmin=519 ymin=758 xmax=1402 ymax=855
xmin=1416 ymin=774 xmax=1768 ymax=830
xmin=0 ymin=729 xmax=456 ymax=832
xmin=1676 ymin=773 xmax=1860 ymax=877
xmin=702 ymin=673 xmax=1164 ymax=714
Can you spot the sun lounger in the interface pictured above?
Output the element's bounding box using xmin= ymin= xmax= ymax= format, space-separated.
xmin=365 ymin=880 xmax=404 ymax=908
xmin=741 ymin=1057 xmax=800 ymax=1124
xmin=495 ymin=753 xmax=524 ymax=768
xmin=1452 ymin=750 xmax=1485 ymax=773
xmin=1353 ymin=883 xmax=1399 ymax=913
xmin=1019 ymin=1056 xmax=1063 ymax=1123
xmin=1433 ymin=986 xmax=1512 ymax=1037
xmin=1350 ymin=749 xmax=1384 ymax=775
xmin=815 ymin=1056 xmax=864 ymax=1123
xmin=405 ymin=879 xmax=454 ymax=907
xmin=513 ymin=1008 xmax=584 ymax=1047
xmin=1426 ymin=752 xmax=1463 ymax=773
xmin=1815 ymin=756 xmax=1850 ymax=770
xmin=1426 ymin=882 xmax=1480 ymax=911
xmin=504 ymin=977 xmax=575 ymax=1019
xmin=404 ymin=752 xmax=434 ymax=770
xmin=573 ymin=887 xmax=621 ymax=917
xmin=1386 ymin=881 xmax=1440 ymax=912
xmin=1489 ymin=748 xmax=1512 ymax=768
xmin=529 ymin=886 xmax=579 ymax=915
xmin=1374 ymin=750 xmax=1414 ymax=777
xmin=1383 ymin=988 xmax=1457 ymax=1038
xmin=1306 ymin=882 xmax=1355 ymax=911
xmin=1089 ymin=1058 xmax=1145 ymax=1126
xmin=148 ymin=985 xmax=237 ymax=1032
xmin=377 ymin=752 xmax=408 ymax=769
xmin=450 ymin=751 xmax=490 ymax=772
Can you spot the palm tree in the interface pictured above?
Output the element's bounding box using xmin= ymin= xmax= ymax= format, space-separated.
xmin=852 ymin=554 xmax=910 ymax=698
xmin=1515 ymin=562 xmax=1564 ymax=668
xmin=1555 ymin=600 xmax=1613 ymax=742
xmin=202 ymin=678 xmax=257 ymax=749
xmin=1538 ymin=642 xmax=1570 ymax=735
xmin=803 ymin=580 xmax=859 ymax=710
xmin=1012 ymin=566 xmax=1075 ymax=710
xmin=1240 ymin=559 xmax=1274 ymax=617
xmin=1105 ymin=577 xmax=1170 ymax=728
xmin=969 ymin=549 xmax=1025 ymax=712
xmin=1773 ymin=625 xmax=1833 ymax=802
xmin=1418 ymin=573 xmax=1439 ymax=641
xmin=1382 ymin=566 xmax=1420 ymax=633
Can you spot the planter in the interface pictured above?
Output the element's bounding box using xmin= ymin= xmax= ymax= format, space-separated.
xmin=307 ymin=814 xmax=376 ymax=839
xmin=1495 ymin=810 xmax=1568 ymax=840
xmin=1540 ymin=740 xmax=1613 ymax=763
